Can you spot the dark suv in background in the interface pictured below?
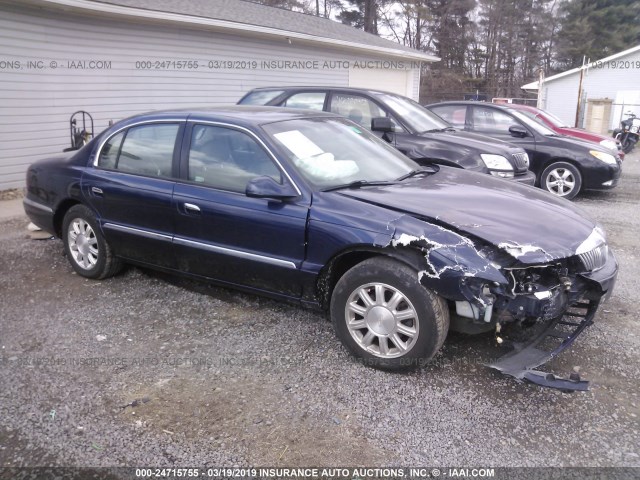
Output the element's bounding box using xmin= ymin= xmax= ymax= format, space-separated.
xmin=239 ymin=87 xmax=535 ymax=185
xmin=425 ymin=101 xmax=622 ymax=199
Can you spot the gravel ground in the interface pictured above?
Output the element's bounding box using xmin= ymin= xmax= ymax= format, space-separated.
xmin=1 ymin=153 xmax=639 ymax=469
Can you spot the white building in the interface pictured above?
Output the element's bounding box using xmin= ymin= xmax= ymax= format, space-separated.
xmin=0 ymin=0 xmax=438 ymax=189
xmin=522 ymin=45 xmax=640 ymax=132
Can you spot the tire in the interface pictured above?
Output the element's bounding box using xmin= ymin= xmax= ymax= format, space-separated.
xmin=62 ymin=204 xmax=122 ymax=279
xmin=621 ymin=135 xmax=636 ymax=154
xmin=330 ymin=257 xmax=449 ymax=371
xmin=540 ymin=161 xmax=582 ymax=200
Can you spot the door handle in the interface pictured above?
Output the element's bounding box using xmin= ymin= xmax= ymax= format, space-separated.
xmin=184 ymin=203 xmax=201 ymax=214
xmin=91 ymin=186 xmax=103 ymax=196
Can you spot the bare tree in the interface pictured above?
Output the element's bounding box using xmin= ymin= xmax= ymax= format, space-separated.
xmin=251 ymin=0 xmax=633 ymax=100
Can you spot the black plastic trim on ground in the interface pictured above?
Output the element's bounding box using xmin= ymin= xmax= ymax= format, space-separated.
xmin=486 ymin=299 xmax=599 ymax=391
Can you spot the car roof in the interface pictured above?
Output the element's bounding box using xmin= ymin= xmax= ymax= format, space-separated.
xmin=245 ymin=86 xmax=405 ymax=97
xmin=506 ymin=104 xmax=540 ymax=113
xmin=114 ymin=105 xmax=340 ymax=129
xmin=427 ymin=101 xmax=511 ymax=109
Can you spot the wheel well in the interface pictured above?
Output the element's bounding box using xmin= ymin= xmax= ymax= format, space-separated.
xmin=316 ymin=248 xmax=421 ymax=310
xmin=52 ymin=199 xmax=81 ymax=237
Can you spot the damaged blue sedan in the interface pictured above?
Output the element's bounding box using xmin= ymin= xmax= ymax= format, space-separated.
xmin=24 ymin=107 xmax=617 ymax=391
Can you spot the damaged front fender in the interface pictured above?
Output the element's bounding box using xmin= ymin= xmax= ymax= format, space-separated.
xmin=387 ymin=215 xmax=509 ymax=309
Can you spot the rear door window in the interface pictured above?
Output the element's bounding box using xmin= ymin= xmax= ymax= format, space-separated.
xmin=117 ymin=124 xmax=179 ymax=177
xmin=97 ymin=123 xmax=180 ymax=177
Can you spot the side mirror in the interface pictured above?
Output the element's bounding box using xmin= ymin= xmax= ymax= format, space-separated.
xmin=509 ymin=125 xmax=529 ymax=138
xmin=245 ymin=176 xmax=298 ymax=199
xmin=371 ymin=117 xmax=394 ymax=133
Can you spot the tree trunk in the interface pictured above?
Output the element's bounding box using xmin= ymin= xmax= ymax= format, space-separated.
xmin=364 ymin=0 xmax=377 ymax=34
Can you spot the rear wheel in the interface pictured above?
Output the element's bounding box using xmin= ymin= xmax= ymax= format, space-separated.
xmin=330 ymin=257 xmax=449 ymax=371
xmin=540 ymin=161 xmax=582 ymax=199
xmin=62 ymin=205 xmax=122 ymax=279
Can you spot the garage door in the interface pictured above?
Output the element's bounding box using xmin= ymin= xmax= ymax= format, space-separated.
xmin=348 ymin=68 xmax=415 ymax=98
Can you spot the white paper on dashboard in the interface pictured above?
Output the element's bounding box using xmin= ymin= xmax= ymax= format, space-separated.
xmin=274 ymin=130 xmax=324 ymax=159
xmin=294 ymin=153 xmax=359 ymax=180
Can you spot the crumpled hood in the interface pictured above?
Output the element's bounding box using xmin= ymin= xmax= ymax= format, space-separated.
xmin=336 ymin=167 xmax=596 ymax=263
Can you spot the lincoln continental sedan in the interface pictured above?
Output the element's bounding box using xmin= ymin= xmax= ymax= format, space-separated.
xmin=24 ymin=107 xmax=617 ymax=391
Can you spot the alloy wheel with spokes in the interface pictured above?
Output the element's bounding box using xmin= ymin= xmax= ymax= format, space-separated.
xmin=545 ymin=168 xmax=575 ymax=196
xmin=331 ymin=257 xmax=449 ymax=371
xmin=346 ymin=282 xmax=419 ymax=358
xmin=62 ymin=204 xmax=122 ymax=279
xmin=541 ymin=162 xmax=582 ymax=200
xmin=67 ymin=218 xmax=99 ymax=270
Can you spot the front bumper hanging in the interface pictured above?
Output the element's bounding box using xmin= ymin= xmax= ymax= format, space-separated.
xmin=486 ymin=299 xmax=599 ymax=391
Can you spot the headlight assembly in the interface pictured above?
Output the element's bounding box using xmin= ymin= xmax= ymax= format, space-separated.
xmin=589 ymin=150 xmax=617 ymax=165
xmin=481 ymin=154 xmax=514 ymax=177
xmin=576 ymin=225 xmax=607 ymax=255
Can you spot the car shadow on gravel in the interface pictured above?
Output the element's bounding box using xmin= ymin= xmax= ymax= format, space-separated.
xmin=135 ymin=265 xmax=569 ymax=397
xmin=108 ymin=267 xmax=392 ymax=466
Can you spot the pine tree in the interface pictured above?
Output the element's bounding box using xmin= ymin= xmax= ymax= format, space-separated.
xmin=556 ymin=0 xmax=640 ymax=68
xmin=337 ymin=0 xmax=381 ymax=33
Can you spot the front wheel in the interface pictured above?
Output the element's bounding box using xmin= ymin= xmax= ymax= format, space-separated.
xmin=540 ymin=161 xmax=582 ymax=199
xmin=62 ymin=204 xmax=122 ymax=279
xmin=621 ymin=134 xmax=636 ymax=154
xmin=330 ymin=257 xmax=449 ymax=371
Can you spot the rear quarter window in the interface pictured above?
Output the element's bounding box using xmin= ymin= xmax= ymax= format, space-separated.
xmin=238 ymin=90 xmax=284 ymax=105
xmin=98 ymin=132 xmax=124 ymax=169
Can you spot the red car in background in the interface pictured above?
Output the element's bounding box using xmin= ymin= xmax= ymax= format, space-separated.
xmin=509 ymin=104 xmax=624 ymax=160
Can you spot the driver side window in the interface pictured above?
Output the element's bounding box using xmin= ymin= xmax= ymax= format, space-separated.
xmin=472 ymin=107 xmax=517 ymax=133
xmin=188 ymin=125 xmax=281 ymax=193
xmin=329 ymin=93 xmax=401 ymax=131
xmin=430 ymin=105 xmax=467 ymax=128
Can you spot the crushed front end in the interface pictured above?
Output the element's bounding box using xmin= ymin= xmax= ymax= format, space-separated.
xmin=484 ymin=247 xmax=616 ymax=390
xmin=389 ymin=217 xmax=618 ymax=391
xmin=456 ymin=231 xmax=617 ymax=391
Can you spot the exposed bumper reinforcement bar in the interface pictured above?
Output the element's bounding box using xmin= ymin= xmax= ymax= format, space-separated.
xmin=486 ymin=299 xmax=599 ymax=391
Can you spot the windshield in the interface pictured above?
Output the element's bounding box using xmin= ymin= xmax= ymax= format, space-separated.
xmin=262 ymin=117 xmax=418 ymax=189
xmin=541 ymin=110 xmax=570 ymax=128
xmin=510 ymin=109 xmax=557 ymax=135
xmin=518 ymin=108 xmax=569 ymax=128
xmin=373 ymin=92 xmax=451 ymax=133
